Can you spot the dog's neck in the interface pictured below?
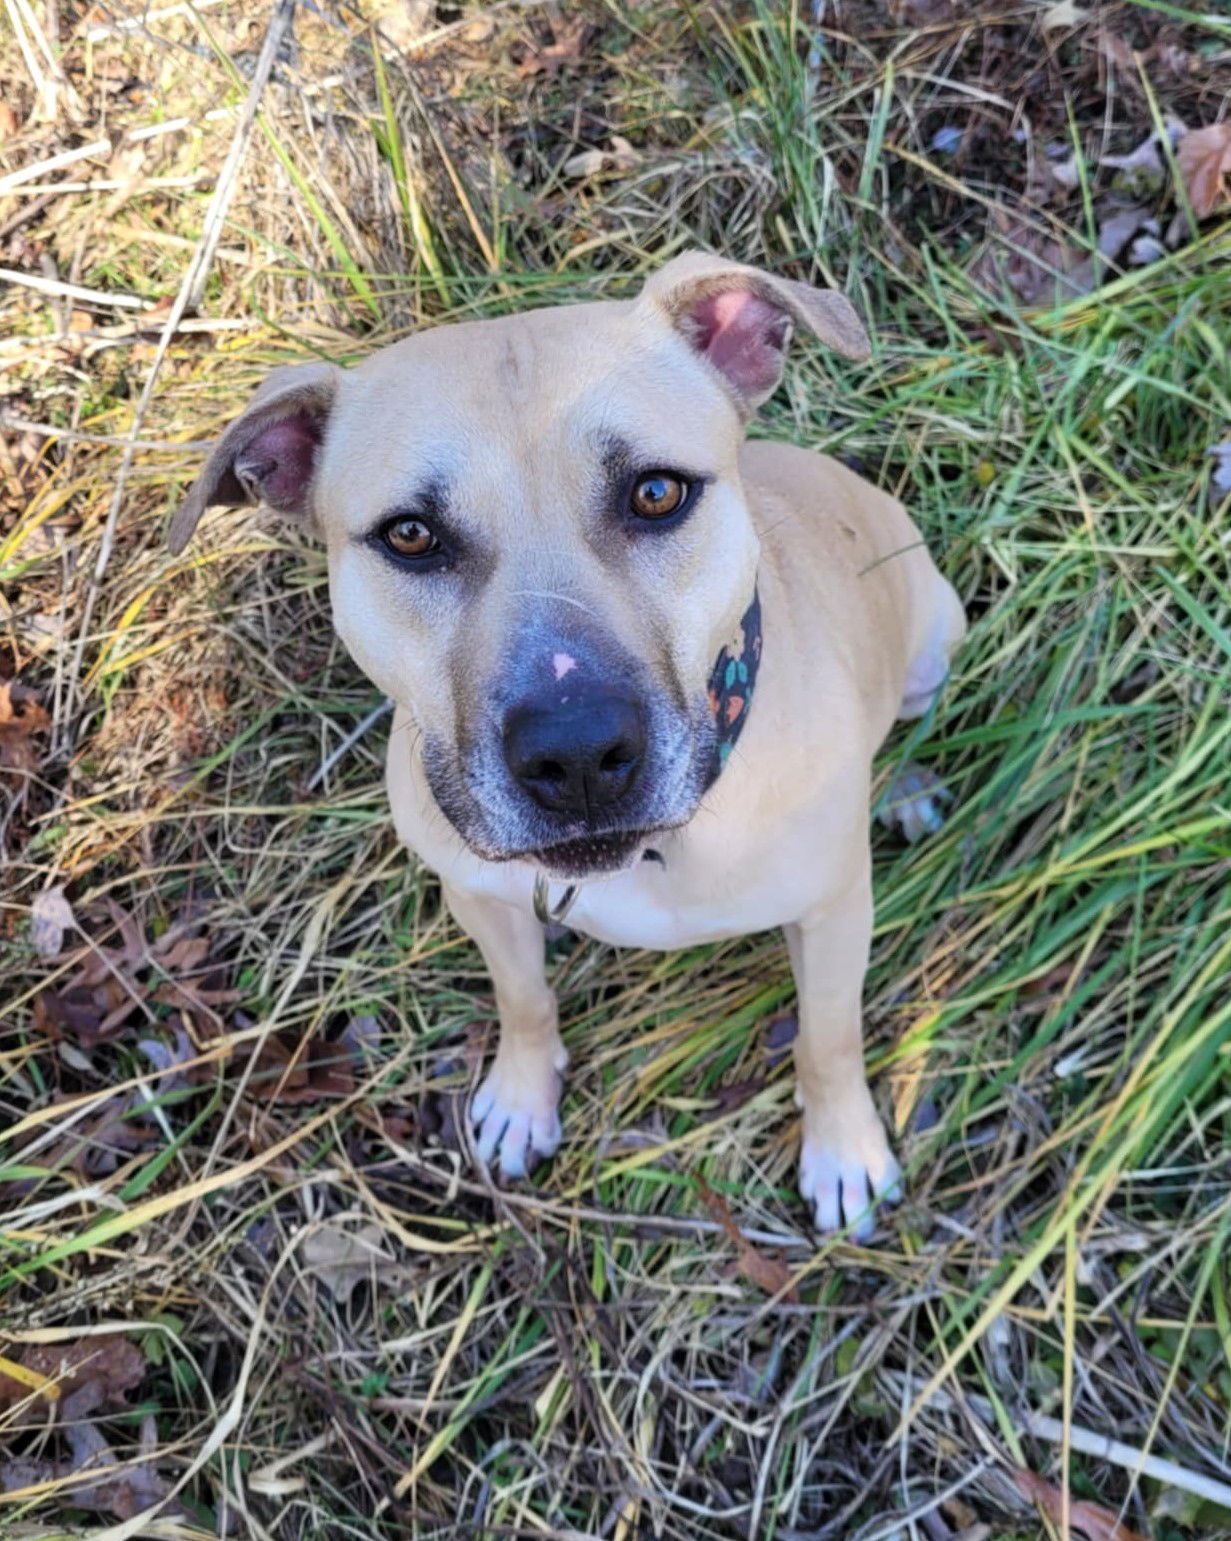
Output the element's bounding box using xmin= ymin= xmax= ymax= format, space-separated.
xmin=704 ymin=586 xmax=762 ymax=785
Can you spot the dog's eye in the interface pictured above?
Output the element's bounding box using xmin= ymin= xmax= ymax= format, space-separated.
xmin=381 ymin=516 xmax=440 ymax=560
xmin=630 ymin=473 xmax=687 ymax=520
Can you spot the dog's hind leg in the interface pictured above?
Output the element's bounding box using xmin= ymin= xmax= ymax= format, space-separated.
xmin=445 ymin=883 xmax=567 ymax=1179
xmin=785 ymin=866 xmax=901 ymax=1241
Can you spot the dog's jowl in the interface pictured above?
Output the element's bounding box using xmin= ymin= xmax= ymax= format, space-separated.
xmin=171 ymin=252 xmax=966 ymax=1240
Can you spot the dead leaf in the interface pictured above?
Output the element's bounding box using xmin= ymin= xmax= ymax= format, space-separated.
xmin=245 ymin=1029 xmax=356 ymax=1105
xmin=970 ymin=210 xmax=1078 ymax=306
xmin=1128 ymin=232 xmax=1165 ymax=266
xmin=878 ymin=762 xmax=954 ymax=841
xmin=1047 ymin=153 xmax=1081 ymax=191
xmin=0 ymin=680 xmax=50 ymax=773
xmin=1041 ymin=1 xmax=1088 ymax=32
xmin=0 ymin=102 xmax=18 ymax=138
xmin=0 ymin=1334 xmax=145 ymax=1414
xmin=1012 ymin=1467 xmax=1148 ymax=1541
xmin=699 ymin=1078 xmax=767 ymax=1122
xmin=137 ymin=1026 xmax=194 ymax=1092
xmin=300 ymin=1221 xmax=393 ymax=1303
xmin=34 ymin=904 xmax=235 ymax=1048
xmin=1176 ymin=122 xmax=1231 ymax=218
xmin=608 ymin=134 xmax=639 ymax=171
xmin=1152 ymin=40 xmax=1194 ymax=78
xmin=562 ymin=136 xmax=641 ymax=180
xmin=0 ymin=1413 xmax=183 ymax=1521
xmin=695 ymin=1176 xmax=799 ymax=1302
xmin=373 ymin=0 xmax=435 ymax=52
xmin=1101 ymin=132 xmax=1166 ymax=198
xmin=340 ymin=1013 xmax=382 ymax=1061
xmin=517 ymin=15 xmax=587 ymax=75
xmin=563 ymin=147 xmax=606 ymax=180
xmin=763 ymin=1012 xmax=797 ymax=1066
xmin=30 ymin=886 xmax=75 ymax=958
xmin=1096 ymin=31 xmax=1135 ymax=74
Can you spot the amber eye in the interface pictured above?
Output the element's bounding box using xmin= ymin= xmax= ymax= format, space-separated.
xmin=382 ymin=516 xmax=441 ymax=559
xmin=630 ymin=472 xmax=687 ymax=520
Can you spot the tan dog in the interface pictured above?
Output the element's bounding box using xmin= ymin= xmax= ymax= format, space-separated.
xmin=170 ymin=253 xmax=965 ymax=1238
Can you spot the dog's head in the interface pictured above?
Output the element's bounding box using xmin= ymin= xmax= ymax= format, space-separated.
xmin=171 ymin=253 xmax=869 ymax=878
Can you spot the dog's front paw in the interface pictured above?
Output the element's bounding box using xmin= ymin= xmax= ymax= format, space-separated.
xmin=471 ymin=1055 xmax=565 ymax=1179
xmin=799 ymin=1103 xmax=902 ymax=1242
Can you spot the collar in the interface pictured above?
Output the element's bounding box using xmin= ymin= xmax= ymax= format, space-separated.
xmin=533 ymin=584 xmax=762 ymax=925
xmin=704 ymin=585 xmax=762 ymax=786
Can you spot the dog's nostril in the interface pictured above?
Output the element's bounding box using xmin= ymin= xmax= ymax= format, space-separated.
xmin=529 ymin=758 xmax=567 ymax=786
xmin=600 ymin=747 xmax=636 ymax=776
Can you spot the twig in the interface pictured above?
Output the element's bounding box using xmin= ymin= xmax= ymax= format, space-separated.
xmin=85 ymin=0 xmax=231 ymax=40
xmin=63 ymin=0 xmax=297 ymax=753
xmin=0 ymin=414 xmax=213 ymax=452
xmin=0 ymin=266 xmax=151 ymax=310
xmin=127 ymin=110 xmax=230 ymax=142
xmin=4 ymin=0 xmax=83 ymax=119
xmin=2 ymin=173 xmax=213 ymax=195
xmin=0 ymin=138 xmax=110 ymax=194
xmin=915 ymin=1381 xmax=1231 ymax=1512
xmin=1008 ymin=1403 xmax=1231 ymax=1511
xmin=305 ymin=699 xmax=394 ymax=791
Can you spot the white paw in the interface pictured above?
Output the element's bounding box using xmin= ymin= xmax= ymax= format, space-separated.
xmin=877 ymin=763 xmax=953 ymax=843
xmin=471 ymin=1057 xmax=564 ymax=1179
xmin=799 ymin=1109 xmax=902 ymax=1242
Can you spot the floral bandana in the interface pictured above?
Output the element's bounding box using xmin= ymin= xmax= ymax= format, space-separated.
xmin=704 ymin=587 xmax=762 ymax=785
xmin=532 ymin=585 xmax=762 ymax=924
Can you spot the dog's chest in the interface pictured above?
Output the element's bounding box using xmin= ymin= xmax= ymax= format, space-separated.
xmin=466 ymin=822 xmax=826 ymax=949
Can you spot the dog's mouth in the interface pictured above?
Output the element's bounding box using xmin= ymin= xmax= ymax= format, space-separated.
xmin=525 ymin=828 xmax=652 ymax=880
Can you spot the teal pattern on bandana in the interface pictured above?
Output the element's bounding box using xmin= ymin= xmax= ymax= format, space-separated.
xmin=705 ymin=587 xmax=762 ymax=786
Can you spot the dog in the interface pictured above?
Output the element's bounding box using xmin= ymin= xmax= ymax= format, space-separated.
xmin=169 ymin=252 xmax=965 ymax=1239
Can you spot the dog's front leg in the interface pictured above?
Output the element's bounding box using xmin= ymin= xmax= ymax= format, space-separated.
xmin=444 ymin=882 xmax=567 ymax=1179
xmin=785 ymin=871 xmax=901 ymax=1240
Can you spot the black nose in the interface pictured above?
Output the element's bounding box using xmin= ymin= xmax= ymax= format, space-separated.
xmin=503 ymin=693 xmax=646 ymax=818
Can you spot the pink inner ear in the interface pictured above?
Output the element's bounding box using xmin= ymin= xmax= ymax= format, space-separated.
xmin=237 ymin=414 xmax=321 ymax=513
xmin=689 ymin=288 xmax=791 ymax=400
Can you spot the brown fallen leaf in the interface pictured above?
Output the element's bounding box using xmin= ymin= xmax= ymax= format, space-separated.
xmin=0 ymin=1413 xmax=184 ymax=1521
xmin=695 ymin=1176 xmax=799 ymax=1302
xmin=301 ymin=1220 xmax=394 ymax=1303
xmin=1012 ymin=1467 xmax=1148 ymax=1541
xmin=1176 ymin=122 xmax=1231 ymax=218
xmin=517 ymin=15 xmax=587 ymax=75
xmin=245 ymin=1029 xmax=356 ymax=1105
xmin=970 ymin=210 xmax=1082 ymax=306
xmin=0 ymin=679 xmax=50 ymax=773
xmin=698 ymin=1077 xmax=767 ymax=1123
xmin=763 ymin=1013 xmax=797 ymax=1070
xmin=0 ymin=1334 xmax=145 ymax=1415
xmin=34 ymin=902 xmax=235 ymax=1047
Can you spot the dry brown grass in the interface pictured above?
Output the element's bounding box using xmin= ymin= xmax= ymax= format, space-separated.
xmin=3 ymin=1 xmax=1231 ymax=1537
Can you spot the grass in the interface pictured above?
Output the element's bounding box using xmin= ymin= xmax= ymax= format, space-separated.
xmin=2 ymin=0 xmax=1231 ymax=1537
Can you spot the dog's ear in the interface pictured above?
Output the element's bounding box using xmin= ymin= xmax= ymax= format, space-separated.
xmin=167 ymin=362 xmax=342 ymax=555
xmin=638 ymin=251 xmax=870 ymax=413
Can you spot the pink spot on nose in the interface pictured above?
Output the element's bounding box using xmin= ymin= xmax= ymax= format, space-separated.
xmin=552 ymin=653 xmax=577 ymax=682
